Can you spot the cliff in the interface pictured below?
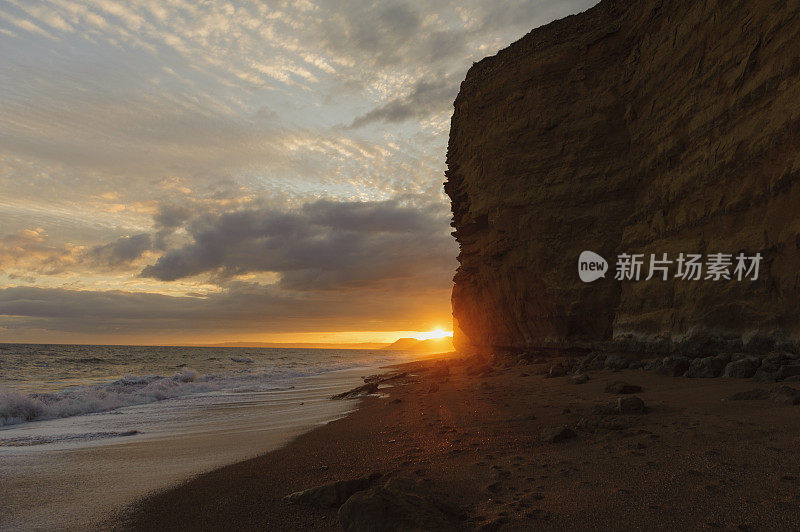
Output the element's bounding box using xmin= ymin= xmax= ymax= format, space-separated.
xmin=445 ymin=0 xmax=800 ymax=355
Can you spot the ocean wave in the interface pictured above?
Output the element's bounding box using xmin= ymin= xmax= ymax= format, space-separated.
xmin=0 ymin=368 xmax=213 ymax=427
xmin=0 ymin=349 xmax=412 ymax=428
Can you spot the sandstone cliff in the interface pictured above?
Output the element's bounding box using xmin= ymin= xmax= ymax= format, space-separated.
xmin=446 ymin=0 xmax=800 ymax=355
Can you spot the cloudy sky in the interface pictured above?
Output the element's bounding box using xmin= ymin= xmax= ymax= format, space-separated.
xmin=0 ymin=0 xmax=594 ymax=344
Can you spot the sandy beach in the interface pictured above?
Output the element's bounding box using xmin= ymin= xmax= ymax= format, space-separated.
xmin=115 ymin=354 xmax=800 ymax=530
xmin=0 ymin=367 xmax=378 ymax=531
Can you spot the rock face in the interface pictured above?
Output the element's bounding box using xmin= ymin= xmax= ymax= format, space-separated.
xmin=445 ymin=0 xmax=800 ymax=355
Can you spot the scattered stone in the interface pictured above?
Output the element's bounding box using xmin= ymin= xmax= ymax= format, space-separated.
xmin=686 ymin=355 xmax=728 ymax=378
xmin=338 ymin=477 xmax=458 ymax=531
xmin=723 ymin=357 xmax=760 ymax=378
xmin=284 ymin=473 xmax=382 ymax=508
xmin=571 ymin=373 xmax=589 ymax=384
xmin=617 ymin=396 xmax=646 ymax=414
xmin=604 ymin=381 xmax=642 ymax=394
xmin=541 ymin=426 xmax=577 ymax=443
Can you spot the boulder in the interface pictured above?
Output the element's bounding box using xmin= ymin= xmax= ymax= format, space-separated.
xmin=686 ymin=356 xmax=728 ymax=378
xmin=752 ymin=363 xmax=779 ymax=383
xmin=338 ymin=477 xmax=458 ymax=531
xmin=657 ymin=356 xmax=690 ymax=377
xmin=284 ymin=473 xmax=382 ymax=508
xmin=617 ymin=396 xmax=646 ymax=414
xmin=723 ymin=357 xmax=760 ymax=378
xmin=604 ymin=355 xmax=629 ymax=371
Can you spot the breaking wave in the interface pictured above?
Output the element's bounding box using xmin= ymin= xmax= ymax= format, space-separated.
xmin=0 ymin=368 xmax=213 ymax=427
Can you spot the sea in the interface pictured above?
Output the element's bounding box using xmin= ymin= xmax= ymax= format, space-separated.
xmin=0 ymin=343 xmax=419 ymax=530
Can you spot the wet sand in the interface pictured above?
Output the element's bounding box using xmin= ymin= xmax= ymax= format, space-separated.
xmin=117 ymin=354 xmax=800 ymax=530
xmin=0 ymin=369 xmax=371 ymax=531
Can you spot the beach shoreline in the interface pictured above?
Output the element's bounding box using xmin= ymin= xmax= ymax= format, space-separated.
xmin=116 ymin=353 xmax=800 ymax=531
xmin=0 ymin=364 xmax=400 ymax=532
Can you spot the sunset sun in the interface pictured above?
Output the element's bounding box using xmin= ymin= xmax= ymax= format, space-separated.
xmin=414 ymin=328 xmax=453 ymax=341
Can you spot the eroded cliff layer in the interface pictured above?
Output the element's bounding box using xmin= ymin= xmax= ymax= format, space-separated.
xmin=446 ymin=0 xmax=800 ymax=355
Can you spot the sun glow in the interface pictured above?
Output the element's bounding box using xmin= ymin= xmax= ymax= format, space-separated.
xmin=414 ymin=328 xmax=453 ymax=341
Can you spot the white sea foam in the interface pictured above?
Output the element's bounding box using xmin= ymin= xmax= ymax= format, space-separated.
xmin=0 ymin=345 xmax=415 ymax=429
xmin=0 ymin=368 xmax=213 ymax=427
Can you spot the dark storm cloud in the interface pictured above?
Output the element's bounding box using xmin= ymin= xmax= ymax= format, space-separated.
xmin=88 ymin=234 xmax=152 ymax=267
xmin=141 ymin=198 xmax=456 ymax=290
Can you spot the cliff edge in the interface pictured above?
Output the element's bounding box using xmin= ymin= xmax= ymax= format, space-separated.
xmin=445 ymin=0 xmax=800 ymax=355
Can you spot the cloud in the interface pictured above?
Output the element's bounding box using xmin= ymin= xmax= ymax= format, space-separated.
xmin=0 ymin=282 xmax=452 ymax=338
xmin=350 ymin=76 xmax=459 ymax=128
xmin=154 ymin=204 xmax=193 ymax=230
xmin=0 ymin=0 xmax=598 ymax=341
xmin=87 ymin=233 xmax=152 ymax=268
xmin=141 ymin=197 xmax=457 ymax=290
xmin=0 ymin=228 xmax=82 ymax=276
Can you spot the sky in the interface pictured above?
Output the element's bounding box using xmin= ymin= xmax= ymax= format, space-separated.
xmin=0 ymin=0 xmax=595 ymax=345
